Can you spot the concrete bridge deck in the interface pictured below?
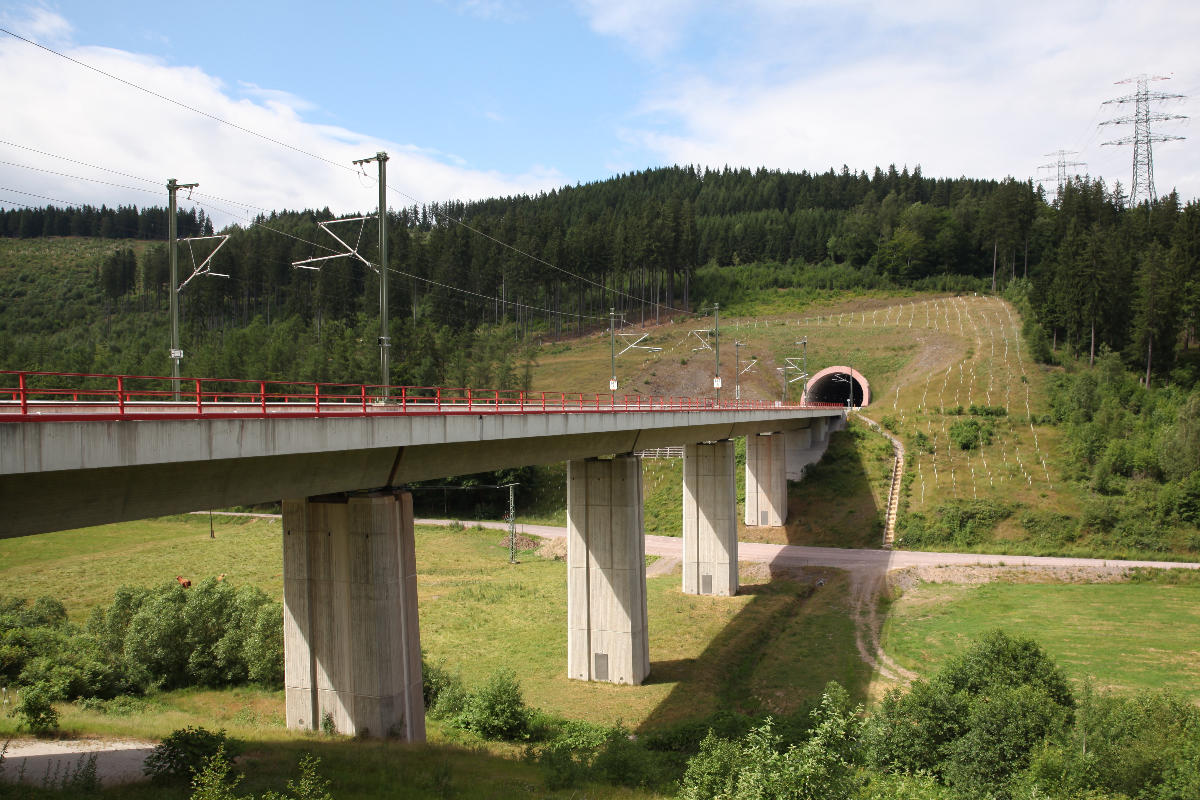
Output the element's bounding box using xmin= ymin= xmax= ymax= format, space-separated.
xmin=0 ymin=368 xmax=849 ymax=537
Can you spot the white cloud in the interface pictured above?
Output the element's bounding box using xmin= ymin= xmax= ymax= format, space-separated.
xmin=573 ymin=0 xmax=702 ymax=58
xmin=0 ymin=12 xmax=566 ymax=228
xmin=0 ymin=3 xmax=73 ymax=45
xmin=592 ymin=0 xmax=1200 ymax=199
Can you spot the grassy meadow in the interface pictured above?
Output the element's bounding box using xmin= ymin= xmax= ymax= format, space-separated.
xmin=3 ymin=515 xmax=1197 ymax=736
xmin=880 ymin=574 xmax=1200 ymax=701
xmin=2 ymin=516 xmax=1198 ymax=796
xmin=0 ymin=514 xmax=857 ymax=797
xmin=0 ymin=514 xmax=858 ymax=735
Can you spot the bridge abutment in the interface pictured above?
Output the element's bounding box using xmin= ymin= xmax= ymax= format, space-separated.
xmin=682 ymin=441 xmax=738 ymax=596
xmin=282 ymin=490 xmax=424 ymax=740
xmin=567 ymin=455 xmax=650 ymax=685
xmin=745 ymin=432 xmax=787 ymax=527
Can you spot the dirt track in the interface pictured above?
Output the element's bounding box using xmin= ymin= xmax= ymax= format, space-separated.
xmin=419 ymin=517 xmax=1200 ymax=574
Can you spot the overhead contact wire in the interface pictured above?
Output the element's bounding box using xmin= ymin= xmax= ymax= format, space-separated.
xmin=0 ymin=27 xmax=356 ymax=175
xmin=0 ymin=31 xmax=682 ymax=318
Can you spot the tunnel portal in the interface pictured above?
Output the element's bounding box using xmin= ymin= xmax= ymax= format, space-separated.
xmin=804 ymin=366 xmax=870 ymax=407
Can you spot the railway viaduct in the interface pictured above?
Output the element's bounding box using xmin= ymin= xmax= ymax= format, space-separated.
xmin=0 ymin=368 xmax=869 ymax=741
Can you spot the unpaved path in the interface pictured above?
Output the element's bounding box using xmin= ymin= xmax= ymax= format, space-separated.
xmin=414 ymin=518 xmax=1200 ymax=574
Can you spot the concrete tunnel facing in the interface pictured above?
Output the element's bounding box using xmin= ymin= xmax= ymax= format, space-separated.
xmin=803 ymin=366 xmax=870 ymax=407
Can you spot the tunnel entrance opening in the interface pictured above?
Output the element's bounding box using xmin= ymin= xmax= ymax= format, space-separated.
xmin=804 ymin=366 xmax=870 ymax=407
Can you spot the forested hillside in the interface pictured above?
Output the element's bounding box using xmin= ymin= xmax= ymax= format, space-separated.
xmin=2 ymin=166 xmax=1196 ymax=391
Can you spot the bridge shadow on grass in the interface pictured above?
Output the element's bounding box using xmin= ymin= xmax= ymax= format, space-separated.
xmin=637 ymin=565 xmax=875 ymax=735
xmin=779 ymin=424 xmax=890 ymax=549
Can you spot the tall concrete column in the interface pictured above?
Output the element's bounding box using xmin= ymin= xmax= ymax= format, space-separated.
xmin=682 ymin=441 xmax=738 ymax=596
xmin=282 ymin=490 xmax=424 ymax=740
xmin=567 ymin=455 xmax=649 ymax=685
xmin=745 ymin=432 xmax=787 ymax=527
xmin=785 ymin=427 xmax=813 ymax=481
xmin=811 ymin=417 xmax=829 ymax=443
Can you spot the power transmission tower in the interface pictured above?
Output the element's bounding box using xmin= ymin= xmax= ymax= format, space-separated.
xmin=1037 ymin=150 xmax=1087 ymax=199
xmin=1099 ymin=74 xmax=1187 ymax=205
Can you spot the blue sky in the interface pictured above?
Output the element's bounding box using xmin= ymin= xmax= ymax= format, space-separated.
xmin=1 ymin=1 xmax=1197 ymax=226
xmin=34 ymin=2 xmax=645 ymax=176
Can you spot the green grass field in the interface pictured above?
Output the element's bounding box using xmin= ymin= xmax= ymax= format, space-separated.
xmin=0 ymin=515 xmax=862 ymax=797
xmin=0 ymin=515 xmax=855 ymax=732
xmin=880 ymin=577 xmax=1200 ymax=700
xmin=4 ymin=515 xmax=1200 ymax=796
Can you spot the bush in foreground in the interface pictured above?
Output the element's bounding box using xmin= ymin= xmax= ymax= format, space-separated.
xmin=189 ymin=748 xmax=333 ymax=800
xmin=145 ymin=726 xmax=239 ymax=783
xmin=455 ymin=668 xmax=531 ymax=741
xmin=678 ymin=683 xmax=862 ymax=800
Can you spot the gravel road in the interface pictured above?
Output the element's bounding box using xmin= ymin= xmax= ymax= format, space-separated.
xmin=417 ymin=518 xmax=1200 ymax=573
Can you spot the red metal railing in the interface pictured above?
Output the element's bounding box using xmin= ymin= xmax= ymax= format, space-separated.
xmin=0 ymin=370 xmax=846 ymax=422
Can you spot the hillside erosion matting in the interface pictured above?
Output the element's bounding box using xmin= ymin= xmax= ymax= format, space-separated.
xmin=529 ymin=293 xmax=1068 ymax=555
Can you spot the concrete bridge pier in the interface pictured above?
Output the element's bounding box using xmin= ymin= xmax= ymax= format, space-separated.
xmin=282 ymin=490 xmax=424 ymax=740
xmin=745 ymin=432 xmax=787 ymax=527
xmin=567 ymin=455 xmax=650 ymax=685
xmin=682 ymin=441 xmax=738 ymax=596
xmin=785 ymin=427 xmax=812 ymax=481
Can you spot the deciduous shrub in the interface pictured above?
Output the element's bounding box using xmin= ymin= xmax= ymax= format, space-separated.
xmin=678 ymin=683 xmax=862 ymax=800
xmin=968 ymin=403 xmax=1008 ymax=417
xmin=1023 ymin=686 xmax=1200 ymax=800
xmin=455 ymin=668 xmax=530 ymax=740
xmin=948 ymin=417 xmax=993 ymax=450
xmin=896 ymin=499 xmax=1012 ymax=549
xmin=907 ymin=430 xmax=935 ymax=455
xmin=536 ymin=739 xmax=590 ymax=790
xmin=15 ymin=683 xmax=59 ymax=735
xmin=1020 ymin=510 xmax=1078 ymax=548
xmin=422 ymin=657 xmax=462 ymax=711
xmin=145 ymin=726 xmax=239 ymax=783
xmin=591 ymin=724 xmax=663 ymax=788
xmin=189 ymin=748 xmax=333 ymax=800
xmin=864 ymin=631 xmax=1073 ymax=798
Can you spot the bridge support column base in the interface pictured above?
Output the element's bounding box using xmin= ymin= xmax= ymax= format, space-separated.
xmin=282 ymin=490 xmax=424 ymax=740
xmin=567 ymin=456 xmax=649 ymax=685
xmin=745 ymin=432 xmax=787 ymax=527
xmin=682 ymin=441 xmax=738 ymax=596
